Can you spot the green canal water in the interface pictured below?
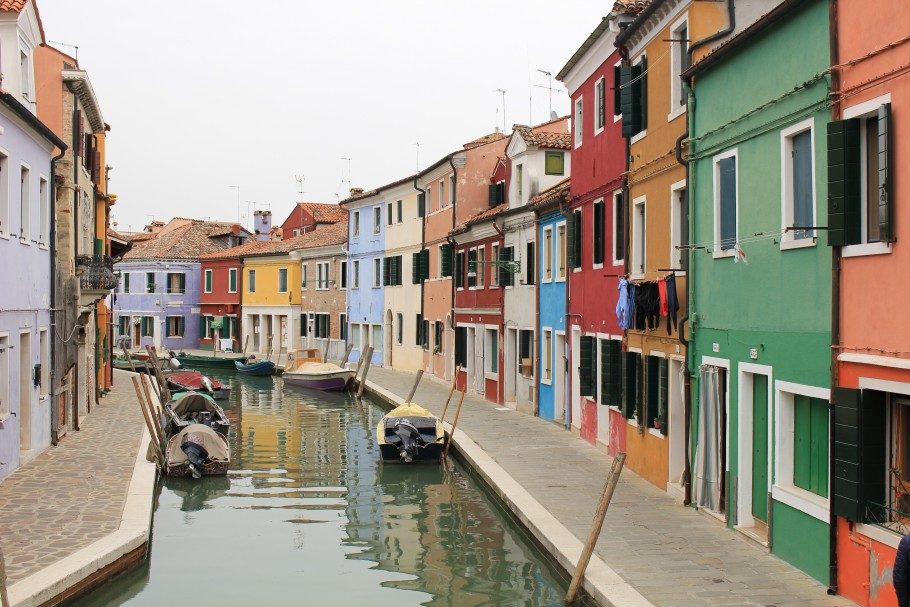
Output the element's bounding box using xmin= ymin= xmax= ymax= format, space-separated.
xmin=74 ymin=373 xmax=584 ymax=607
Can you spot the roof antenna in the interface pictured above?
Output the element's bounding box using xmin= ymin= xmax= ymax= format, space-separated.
xmin=494 ymin=88 xmax=506 ymax=133
xmin=48 ymin=40 xmax=79 ymax=62
xmin=415 ymin=142 xmax=420 ymax=172
xmin=294 ymin=174 xmax=305 ymax=197
xmin=340 ymin=157 xmax=351 ymax=194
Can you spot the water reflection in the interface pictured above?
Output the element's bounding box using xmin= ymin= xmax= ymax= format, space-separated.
xmin=73 ymin=372 xmax=577 ymax=607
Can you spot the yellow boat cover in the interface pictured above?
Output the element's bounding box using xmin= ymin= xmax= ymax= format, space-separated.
xmin=376 ymin=403 xmax=444 ymax=445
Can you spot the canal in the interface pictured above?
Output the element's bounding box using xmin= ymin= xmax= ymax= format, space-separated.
xmin=74 ymin=372 xmax=586 ymax=606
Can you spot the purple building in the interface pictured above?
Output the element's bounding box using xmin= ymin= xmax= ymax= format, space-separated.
xmin=113 ymin=219 xmax=249 ymax=351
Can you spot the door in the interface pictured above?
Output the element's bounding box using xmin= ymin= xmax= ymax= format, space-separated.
xmin=751 ymin=374 xmax=769 ymax=523
xmin=19 ymin=332 xmax=31 ymax=452
xmin=385 ymin=310 xmax=393 ymax=367
xmin=505 ymin=327 xmax=516 ymax=403
xmin=132 ymin=317 xmax=140 ymax=345
xmin=554 ymin=333 xmax=566 ymax=422
xmin=466 ymin=327 xmax=476 ymax=393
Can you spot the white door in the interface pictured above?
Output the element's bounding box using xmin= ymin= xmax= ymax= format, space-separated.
xmin=554 ymin=333 xmax=566 ymax=423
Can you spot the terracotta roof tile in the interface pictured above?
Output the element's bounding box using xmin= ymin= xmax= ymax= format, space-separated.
xmin=123 ymin=220 xmax=245 ymax=260
xmin=451 ymin=203 xmax=508 ymax=235
xmin=530 ymin=177 xmax=571 ymax=210
xmin=612 ymin=0 xmax=651 ymax=15
xmin=512 ymin=117 xmax=571 ymax=150
xmin=200 ymin=222 xmax=348 ymax=260
xmin=463 ymin=131 xmax=507 ymax=150
xmin=295 ymin=202 xmax=347 ymax=224
xmin=0 ymin=1 xmax=27 ymax=12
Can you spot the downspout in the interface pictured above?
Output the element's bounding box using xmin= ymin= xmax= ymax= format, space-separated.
xmin=448 ymin=156 xmax=458 ymax=381
xmin=827 ymin=0 xmax=840 ymax=594
xmin=558 ymin=197 xmax=571 ymax=431
xmin=49 ymin=147 xmax=66 ymax=445
xmin=72 ymin=91 xmax=79 ymax=259
xmin=533 ymin=209 xmax=540 ymax=417
xmin=413 ymin=175 xmax=427 ymax=371
xmin=676 ymin=0 xmax=736 ymax=507
xmin=492 ymin=218 xmax=505 ymax=405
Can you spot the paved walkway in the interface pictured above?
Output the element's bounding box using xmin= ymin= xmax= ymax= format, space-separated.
xmin=366 ymin=366 xmax=856 ymax=607
xmin=0 ymin=370 xmax=145 ymax=585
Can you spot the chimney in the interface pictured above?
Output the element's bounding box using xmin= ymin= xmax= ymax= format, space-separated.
xmin=349 ymin=187 xmax=364 ymax=197
xmin=253 ymin=210 xmax=272 ymax=241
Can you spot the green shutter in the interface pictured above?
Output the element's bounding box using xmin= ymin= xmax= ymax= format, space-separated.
xmin=613 ymin=65 xmax=622 ymax=116
xmin=622 ymin=351 xmax=638 ymax=418
xmin=826 ymin=119 xmax=861 ymax=246
xmin=832 ymin=388 xmax=886 ymax=522
xmin=639 ymin=56 xmax=647 ymax=131
xmin=441 ymin=244 xmax=453 ymax=277
xmin=300 ymin=314 xmax=307 ymax=337
xmin=620 ymin=64 xmax=642 ymax=138
xmin=383 ymin=257 xmax=390 ymax=286
xmin=200 ymin=315 xmax=206 ymax=339
xmin=566 ymin=211 xmax=575 ymax=269
xmin=878 ymin=103 xmax=893 ymax=242
xmin=412 ymin=252 xmax=421 ymax=284
xmin=579 ymin=336 xmax=594 ymax=397
xmin=499 ymin=246 xmax=513 ymax=287
xmin=417 ymin=192 xmax=426 ymax=217
xmin=455 ymin=252 xmax=464 ymax=288
xmin=793 ymin=396 xmax=829 ymax=496
xmin=574 ymin=210 xmax=583 ymax=268
xmin=645 ymin=356 xmax=659 ymax=428
xmin=422 ymin=249 xmax=430 ymax=280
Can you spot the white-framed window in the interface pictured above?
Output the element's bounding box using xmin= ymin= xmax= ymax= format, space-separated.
xmin=247 ymin=269 xmax=256 ymax=293
xmin=669 ymin=15 xmax=690 ymax=118
xmin=339 ymin=260 xmax=347 ymax=289
xmin=484 ymin=328 xmax=498 ymax=376
xmin=19 ymin=47 xmax=30 ymax=103
xmin=541 ymin=328 xmax=552 ymax=384
xmin=301 ymin=264 xmax=308 ymax=288
xmin=491 ymin=243 xmax=500 ymax=287
xmin=39 ymin=328 xmax=48 ymax=398
xmin=439 ymin=179 xmax=446 ymax=209
xmin=574 ymin=96 xmax=583 ymax=148
xmin=278 ymin=267 xmax=288 ymax=293
xmin=437 ymin=243 xmax=445 ymax=278
xmin=780 ymin=118 xmax=816 ymax=250
xmin=556 ymin=222 xmax=566 ymax=281
xmin=204 ymin=269 xmax=213 ymax=293
xmin=228 ymin=268 xmax=237 ymax=293
xmin=632 ymin=196 xmax=646 ymax=277
xmin=0 ymin=333 xmax=9 ymax=420
xmin=0 ymin=150 xmax=8 ymax=238
xmin=352 ymin=260 xmax=360 ymax=289
xmin=612 ymin=190 xmax=625 ymax=265
xmin=373 ymin=257 xmax=381 ymax=288
xmin=352 ymin=210 xmax=360 ymax=237
xmin=712 ymin=148 xmax=739 ymax=258
xmin=38 ymin=176 xmax=48 ymax=245
xmin=595 ymin=77 xmax=606 ymax=134
xmin=592 ymin=198 xmax=605 ymax=268
xmin=19 ymin=164 xmax=29 ymax=241
xmin=373 ymin=207 xmax=381 ymax=234
xmin=449 ymin=174 xmax=456 ymax=205
xmin=387 ymin=201 xmax=393 ymax=226
xmin=543 ymin=226 xmax=553 ymax=281
xmin=317 ymin=261 xmax=330 ymax=290
xmin=670 ymin=181 xmax=688 ymax=271
xmin=166 ymin=316 xmax=185 ymax=338
xmin=467 ymin=248 xmax=477 ymax=288
xmin=773 ymin=381 xmax=830 ymax=522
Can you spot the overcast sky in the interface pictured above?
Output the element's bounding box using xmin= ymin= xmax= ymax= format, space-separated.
xmin=36 ymin=1 xmax=606 ymax=233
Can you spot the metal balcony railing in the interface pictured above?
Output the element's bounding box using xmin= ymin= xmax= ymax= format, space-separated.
xmin=866 ymin=501 xmax=910 ymax=535
xmin=76 ymin=255 xmax=119 ymax=292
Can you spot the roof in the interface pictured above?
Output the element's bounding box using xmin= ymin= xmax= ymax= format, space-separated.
xmin=0 ymin=1 xmax=27 ymax=10
xmin=463 ymin=131 xmax=507 ymax=150
xmin=557 ymin=0 xmax=648 ymax=81
xmin=613 ymin=0 xmax=652 ymax=15
xmin=0 ymin=91 xmax=66 ymax=150
xmin=200 ymin=221 xmax=347 ymax=260
xmin=293 ymin=202 xmax=347 ymax=224
xmin=340 ymin=173 xmax=418 ymax=205
xmin=615 ymin=0 xmax=664 ymax=46
xmin=62 ymin=70 xmax=105 ymax=132
xmin=451 ymin=203 xmax=508 ymax=236
xmin=122 ymin=220 xmax=245 ymax=260
xmin=529 ymin=177 xmax=571 ymax=210
xmin=511 ymin=116 xmax=571 ymax=150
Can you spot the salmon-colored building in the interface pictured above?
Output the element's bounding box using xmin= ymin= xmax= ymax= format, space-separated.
xmin=831 ymin=2 xmax=910 ymax=604
xmin=279 ymin=201 xmax=346 ymax=240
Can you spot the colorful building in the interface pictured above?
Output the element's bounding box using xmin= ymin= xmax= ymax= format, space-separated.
xmin=197 ymin=251 xmax=243 ymax=352
xmin=686 ymin=0 xmax=832 ymax=581
xmin=557 ymin=10 xmax=629 ymax=449
xmin=0 ymin=0 xmax=69 ymax=480
xmin=298 ymin=222 xmax=348 ymax=360
xmin=239 ymin=240 xmax=304 ymax=355
xmin=279 ymin=201 xmax=346 ymax=240
xmin=830 ymin=0 xmax=910 ymax=603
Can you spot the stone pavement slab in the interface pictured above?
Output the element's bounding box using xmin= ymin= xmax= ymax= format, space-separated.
xmin=0 ymin=371 xmax=145 ymax=585
xmin=365 ymin=366 xmax=856 ymax=607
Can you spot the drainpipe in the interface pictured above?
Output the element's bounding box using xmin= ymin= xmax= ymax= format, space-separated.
xmin=534 ymin=211 xmax=540 ymax=417
xmin=72 ymin=92 xmax=79 ymax=259
xmin=676 ymin=0 xmax=736 ymax=506
xmin=448 ymin=156 xmax=458 ymax=381
xmin=413 ymin=175 xmax=427 ymax=370
xmin=827 ymin=0 xmax=841 ymax=594
xmin=49 ymin=147 xmax=66 ymax=445
xmin=492 ymin=218 xmax=505 ymax=405
xmin=558 ymin=197 xmax=572 ymax=431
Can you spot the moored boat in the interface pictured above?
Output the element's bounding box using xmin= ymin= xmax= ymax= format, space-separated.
xmin=160 ymin=391 xmax=231 ymax=478
xmin=234 ymin=358 xmax=276 ymax=376
xmin=283 ymin=348 xmax=354 ymax=391
xmin=167 ymin=370 xmax=231 ymax=400
xmin=376 ymin=403 xmax=445 ymax=463
xmin=174 ymin=352 xmax=248 ymax=369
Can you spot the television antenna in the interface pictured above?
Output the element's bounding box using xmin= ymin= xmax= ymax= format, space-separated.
xmin=493 ymin=89 xmax=506 ymax=133
xmin=294 ymin=174 xmax=305 ymax=197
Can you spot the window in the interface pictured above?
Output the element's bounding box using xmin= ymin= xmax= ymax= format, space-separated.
xmin=449 ymin=174 xmax=456 ymax=205
xmin=340 ymin=261 xmax=347 ymax=289
xmin=455 ymin=251 xmax=465 ymax=288
xmin=396 ymin=199 xmax=402 ymax=223
xmin=314 ymin=314 xmax=330 ymax=339
xmin=415 ymin=313 xmax=423 ymax=346
xmin=19 ymin=49 xmax=29 ymax=101
xmin=455 ymin=326 xmax=468 ymax=367
xmin=0 ymin=152 xmax=8 ymax=236
xmin=545 ymin=151 xmax=565 ymax=176
xmin=574 ymin=97 xmax=583 ymax=147
xmin=434 ymin=321 xmax=443 ymax=353
xmin=387 ymin=201 xmax=393 ymax=226
xmin=491 ymin=244 xmax=500 ymax=287
xmin=340 ymin=314 xmax=347 ymax=341
xmin=613 ymin=191 xmax=625 ymax=264
xmin=384 ymin=255 xmax=402 ymax=286
xmin=793 ymin=395 xmax=828 ymax=497
xmin=146 ymin=272 xmax=155 ymax=293
xmin=372 ymin=325 xmax=382 ymax=352
xmin=204 ymin=269 xmax=213 ymax=293
xmin=373 ymin=206 xmax=381 ymax=234
xmin=644 ymin=355 xmax=668 ymax=429
xmin=353 ymin=211 xmax=360 ymax=237
xmin=166 ymin=316 xmax=185 ymax=338
xmin=351 ymin=323 xmax=360 ymax=349
xmin=620 ymin=55 xmax=648 ymax=138
xmin=579 ymin=336 xmax=597 ymax=398
xmin=117 ymin=315 xmax=128 ymax=337
xmin=293 ymin=229 xmax=301 ymax=237
xmin=476 ymin=246 xmax=485 ymax=287
xmin=426 ymin=186 xmax=432 ymax=212
xmin=569 ymin=209 xmax=582 ymax=269
xmin=670 ymin=20 xmax=690 ymax=112
xmin=228 ymin=268 xmax=237 ymax=293
xmin=556 ymin=223 xmax=567 ymax=280
xmin=397 ymin=313 xmax=403 ymax=344
xmin=39 ymin=329 xmax=48 ymax=398
xmin=781 ymin=120 xmax=815 ymax=246
xmin=19 ymin=165 xmax=29 ymax=240
xmin=543 ymin=227 xmax=553 ymax=281
xmin=713 ymin=150 xmax=738 ymax=255
xmin=38 ymin=177 xmax=48 ymax=244
xmin=542 ymin=329 xmax=552 ymax=383
xmin=352 ymin=260 xmax=359 ymax=289
xmin=525 ymin=241 xmax=535 ymax=285
xmin=499 ymin=246 xmax=514 ymax=287
xmin=519 ymin=329 xmax=533 ymax=378
xmin=622 ymin=352 xmax=643 ymax=419
xmin=467 ymin=249 xmax=477 ymax=288
xmin=317 ymin=262 xmax=330 ymax=289
xmin=599 ymin=339 xmax=622 ymax=407
xmin=248 ymin=269 xmax=256 ymax=293
xmin=166 ymin=273 xmax=186 ymax=294
xmin=0 ymin=335 xmax=8 ymax=420
xmin=439 ymin=179 xmax=445 ymax=209
xmin=489 ymin=181 xmax=505 ymax=207
xmin=485 ymin=328 xmax=498 ymax=375
xmin=278 ymin=268 xmax=288 ymax=293
xmin=302 ymin=264 xmax=309 ymax=288
xmin=122 ymin=273 xmax=130 ymax=293
xmin=593 ymin=199 xmax=605 ymax=266
xmin=516 ymin=164 xmax=524 ymax=201
xmin=632 ymin=197 xmax=646 ymax=275
xmin=595 ymin=77 xmax=606 ymax=133
xmin=671 ymin=183 xmax=688 ymax=270
xmin=373 ymin=258 xmax=381 ymax=288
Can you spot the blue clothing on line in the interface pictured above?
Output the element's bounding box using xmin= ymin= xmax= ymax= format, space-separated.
xmin=616 ymin=278 xmax=632 ymax=330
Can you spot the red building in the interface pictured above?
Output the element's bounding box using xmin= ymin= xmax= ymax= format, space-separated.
xmin=451 ymin=204 xmax=506 ymax=404
xmin=279 ymin=202 xmax=346 ymax=240
xmin=198 ymin=253 xmax=243 ymax=351
xmin=557 ymin=16 xmax=628 ymax=447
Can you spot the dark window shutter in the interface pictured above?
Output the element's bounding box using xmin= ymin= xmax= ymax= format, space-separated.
xmin=417 ymin=192 xmax=426 ymax=217
xmin=613 ymin=65 xmax=622 ymax=116
xmin=74 ymin=109 xmax=83 ymax=156
xmin=622 ymin=351 xmax=638 ymax=418
xmin=572 ymin=210 xmax=583 ymax=268
xmin=566 ymin=211 xmax=575 ymax=269
xmin=598 ymin=76 xmax=606 ymax=128
xmin=639 ymin=56 xmax=648 ymax=131
xmin=620 ymin=65 xmax=643 ymax=138
xmin=832 ymin=388 xmax=884 ymax=522
xmin=579 ymin=336 xmax=595 ymax=397
xmin=441 ymin=244 xmax=453 ymax=277
xmin=455 ymin=251 xmax=464 ymax=288
xmin=455 ymin=326 xmax=467 ymax=366
xmin=658 ymin=358 xmax=668 ymax=434
xmin=878 ymin=103 xmax=893 ymax=242
xmin=489 ymin=184 xmax=498 ymax=207
xmin=412 ymin=252 xmax=421 ymax=284
xmin=826 ymin=119 xmax=861 ymax=247
xmin=719 ymin=157 xmax=737 ymax=250
xmin=526 ymin=241 xmax=535 ymax=285
xmin=497 ymin=182 xmax=505 ymax=204
xmin=498 ymin=246 xmax=512 ymax=287
xmin=421 ymin=249 xmax=430 ymax=280
xmin=300 ymin=314 xmax=307 ymax=336
xmin=645 ymin=356 xmax=659 ymax=428
xmin=415 ymin=313 xmax=422 ymax=345
xmin=383 ymin=257 xmax=390 ymax=286
xmin=593 ymin=202 xmax=604 ymax=265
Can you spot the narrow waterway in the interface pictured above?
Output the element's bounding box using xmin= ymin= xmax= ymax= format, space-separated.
xmin=75 ymin=372 xmax=583 ymax=607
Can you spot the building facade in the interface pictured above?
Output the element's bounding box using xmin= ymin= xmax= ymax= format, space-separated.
xmin=298 ymin=222 xmax=348 ymax=361
xmin=280 ymin=201 xmax=346 ymax=240
xmin=241 ymin=247 xmax=302 ymax=355
xmin=198 ymin=255 xmax=242 ymax=352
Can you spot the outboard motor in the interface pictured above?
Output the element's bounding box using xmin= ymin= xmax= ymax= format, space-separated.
xmin=181 ymin=441 xmax=210 ymax=479
xmin=393 ymin=419 xmax=426 ymax=463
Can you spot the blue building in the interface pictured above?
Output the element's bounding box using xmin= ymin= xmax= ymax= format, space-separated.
xmin=531 ymin=183 xmax=569 ymax=422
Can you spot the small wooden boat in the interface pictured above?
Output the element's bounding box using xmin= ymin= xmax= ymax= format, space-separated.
xmin=376 ymin=403 xmax=445 ymax=463
xmin=167 ymin=370 xmax=231 ymax=400
xmin=174 ymin=352 xmax=248 ymax=370
xmin=160 ymin=392 xmax=230 ymax=478
xmin=234 ymin=358 xmax=276 ymax=376
xmin=113 ymin=353 xmax=170 ymax=373
xmin=283 ymin=348 xmax=354 ymax=391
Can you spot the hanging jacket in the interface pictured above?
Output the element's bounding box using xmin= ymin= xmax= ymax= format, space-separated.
xmin=616 ymin=278 xmax=631 ymax=330
xmin=666 ymin=274 xmax=680 ymax=335
xmin=658 ymin=279 xmax=668 ymax=316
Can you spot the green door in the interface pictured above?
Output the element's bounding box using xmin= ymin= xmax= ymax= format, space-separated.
xmin=752 ymin=375 xmax=769 ymax=522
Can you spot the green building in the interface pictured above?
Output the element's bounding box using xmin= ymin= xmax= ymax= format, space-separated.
xmin=686 ymin=0 xmax=832 ymax=582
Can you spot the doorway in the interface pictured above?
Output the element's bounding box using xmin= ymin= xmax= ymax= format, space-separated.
xmin=736 ymin=364 xmax=772 ymax=540
xmin=466 ymin=327 xmax=476 ymax=393
xmin=554 ymin=332 xmax=566 ymax=423
xmin=385 ymin=310 xmax=393 ymax=368
xmin=668 ymin=358 xmax=687 ymax=496
xmin=505 ymin=327 xmax=517 ymax=404
xmin=19 ymin=331 xmax=31 ymax=453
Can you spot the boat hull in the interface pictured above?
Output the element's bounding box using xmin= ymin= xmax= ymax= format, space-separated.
xmin=283 ymin=371 xmax=353 ymax=391
xmin=376 ymin=403 xmax=445 ymax=464
xmin=174 ymin=354 xmax=247 ymax=369
xmin=235 ymin=360 xmax=276 ymax=376
xmin=379 ymin=443 xmax=443 ymax=463
xmin=167 ymin=372 xmax=231 ymax=400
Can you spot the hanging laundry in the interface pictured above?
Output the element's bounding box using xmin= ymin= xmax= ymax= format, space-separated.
xmin=658 ymin=279 xmax=668 ymax=317
xmin=645 ymin=282 xmax=661 ymax=330
xmin=634 ymin=283 xmax=649 ymax=331
xmin=733 ymin=244 xmax=748 ymax=264
xmin=666 ymin=274 xmax=680 ymax=335
xmin=616 ymin=278 xmax=632 ymax=330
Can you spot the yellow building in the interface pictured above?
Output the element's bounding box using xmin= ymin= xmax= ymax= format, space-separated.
xmin=241 ymin=244 xmax=302 ymax=354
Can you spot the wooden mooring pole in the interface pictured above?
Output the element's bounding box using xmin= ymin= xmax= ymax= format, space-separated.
xmin=564 ymin=452 xmax=627 ymax=605
xmin=405 ymin=370 xmax=424 ymax=403
xmin=131 ymin=376 xmax=165 ymax=465
xmin=340 ymin=343 xmax=354 ymax=366
xmin=442 ymin=387 xmax=466 ymax=462
xmin=439 ymin=366 xmax=460 ymax=423
xmin=0 ymin=542 xmax=9 ymax=607
xmin=356 ymin=347 xmax=373 ymax=399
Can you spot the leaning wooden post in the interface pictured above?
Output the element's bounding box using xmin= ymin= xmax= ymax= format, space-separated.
xmin=357 ymin=347 xmax=374 ymax=399
xmin=442 ymin=387 xmax=466 ymax=461
xmin=564 ymin=452 xmax=627 ymax=605
xmin=0 ymin=542 xmax=9 ymax=607
xmin=349 ymin=352 xmax=365 ymax=391
xmin=340 ymin=343 xmax=354 ymax=366
xmin=242 ymin=335 xmax=250 ymax=356
xmin=140 ymin=374 xmax=167 ymax=447
xmin=321 ymin=341 xmax=330 ymax=363
xmin=405 ymin=370 xmax=424 ymax=403
xmin=440 ymin=366 xmax=461 ymax=423
xmin=131 ymin=376 xmax=165 ymax=464
xmin=120 ymin=345 xmax=138 ymax=374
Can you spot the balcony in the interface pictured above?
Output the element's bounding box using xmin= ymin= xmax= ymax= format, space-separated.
xmin=76 ymin=255 xmax=119 ymax=304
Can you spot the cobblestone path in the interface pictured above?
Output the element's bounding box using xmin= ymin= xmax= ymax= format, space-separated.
xmin=0 ymin=370 xmax=145 ymax=585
